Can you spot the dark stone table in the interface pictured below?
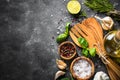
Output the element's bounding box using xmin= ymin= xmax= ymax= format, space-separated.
xmin=0 ymin=0 xmax=119 ymax=80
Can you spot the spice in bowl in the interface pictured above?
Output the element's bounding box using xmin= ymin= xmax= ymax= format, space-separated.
xmin=58 ymin=41 xmax=76 ymax=60
xmin=70 ymin=56 xmax=94 ymax=80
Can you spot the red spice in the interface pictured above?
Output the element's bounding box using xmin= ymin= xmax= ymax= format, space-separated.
xmin=60 ymin=43 xmax=75 ymax=58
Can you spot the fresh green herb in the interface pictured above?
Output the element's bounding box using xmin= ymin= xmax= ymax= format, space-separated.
xmin=61 ymin=78 xmax=69 ymax=80
xmin=78 ymin=37 xmax=96 ymax=57
xmin=78 ymin=37 xmax=88 ymax=48
xmin=56 ymin=34 xmax=67 ymax=43
xmin=84 ymin=0 xmax=120 ymax=21
xmin=56 ymin=22 xmax=70 ymax=43
xmin=82 ymin=48 xmax=89 ymax=57
xmin=70 ymin=73 xmax=74 ymax=80
xmin=79 ymin=10 xmax=87 ymax=17
xmin=84 ymin=0 xmax=114 ymax=13
xmin=89 ymin=48 xmax=96 ymax=57
xmin=64 ymin=22 xmax=70 ymax=36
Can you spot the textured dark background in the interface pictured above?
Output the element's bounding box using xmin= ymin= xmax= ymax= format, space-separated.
xmin=0 ymin=0 xmax=119 ymax=80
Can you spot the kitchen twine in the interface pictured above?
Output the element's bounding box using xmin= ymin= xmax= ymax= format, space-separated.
xmin=94 ymin=42 xmax=110 ymax=64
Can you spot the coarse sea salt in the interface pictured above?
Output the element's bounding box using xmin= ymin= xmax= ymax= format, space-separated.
xmin=73 ymin=59 xmax=92 ymax=79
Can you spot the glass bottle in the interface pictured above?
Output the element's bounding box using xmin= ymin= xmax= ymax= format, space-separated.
xmin=104 ymin=30 xmax=120 ymax=64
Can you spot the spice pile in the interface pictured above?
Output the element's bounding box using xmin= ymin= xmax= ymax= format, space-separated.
xmin=60 ymin=43 xmax=75 ymax=58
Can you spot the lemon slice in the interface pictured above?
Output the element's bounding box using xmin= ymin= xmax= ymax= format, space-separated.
xmin=67 ymin=0 xmax=81 ymax=14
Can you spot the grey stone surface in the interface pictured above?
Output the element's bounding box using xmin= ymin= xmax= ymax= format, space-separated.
xmin=0 ymin=0 xmax=119 ymax=80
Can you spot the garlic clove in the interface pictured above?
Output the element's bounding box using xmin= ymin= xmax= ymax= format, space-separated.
xmin=93 ymin=71 xmax=110 ymax=80
xmin=95 ymin=16 xmax=114 ymax=30
xmin=102 ymin=16 xmax=114 ymax=30
xmin=101 ymin=23 xmax=109 ymax=30
xmin=56 ymin=59 xmax=67 ymax=70
xmin=54 ymin=71 xmax=65 ymax=80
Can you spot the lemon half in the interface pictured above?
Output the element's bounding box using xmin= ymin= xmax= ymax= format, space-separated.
xmin=67 ymin=0 xmax=81 ymax=14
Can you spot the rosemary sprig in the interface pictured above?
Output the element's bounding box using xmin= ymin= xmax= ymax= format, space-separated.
xmin=84 ymin=0 xmax=120 ymax=21
xmin=84 ymin=0 xmax=114 ymax=13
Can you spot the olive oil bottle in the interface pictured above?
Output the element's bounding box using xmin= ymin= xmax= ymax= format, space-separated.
xmin=104 ymin=30 xmax=120 ymax=64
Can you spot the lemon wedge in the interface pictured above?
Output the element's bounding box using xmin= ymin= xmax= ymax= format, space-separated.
xmin=67 ymin=0 xmax=81 ymax=14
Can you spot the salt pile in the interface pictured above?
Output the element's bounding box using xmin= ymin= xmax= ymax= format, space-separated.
xmin=73 ymin=59 xmax=92 ymax=78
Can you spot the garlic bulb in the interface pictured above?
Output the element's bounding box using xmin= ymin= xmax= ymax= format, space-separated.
xmin=54 ymin=71 xmax=65 ymax=80
xmin=93 ymin=71 xmax=110 ymax=80
xmin=56 ymin=59 xmax=67 ymax=70
xmin=95 ymin=16 xmax=114 ymax=30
